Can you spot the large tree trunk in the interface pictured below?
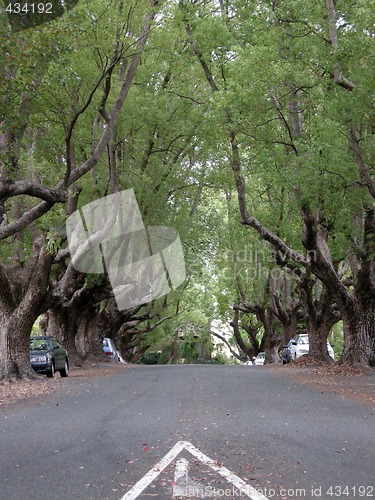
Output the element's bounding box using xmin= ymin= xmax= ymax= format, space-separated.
xmin=0 ymin=309 xmax=39 ymax=380
xmin=271 ymin=276 xmax=301 ymax=349
xmin=41 ymin=301 xmax=111 ymax=365
xmin=41 ymin=306 xmax=83 ymax=365
xmin=0 ymin=243 xmax=53 ymax=381
xmin=305 ymin=323 xmax=332 ymax=362
xmin=340 ymin=210 xmax=375 ymax=366
xmin=75 ymin=309 xmax=107 ymax=361
xmin=258 ymin=309 xmax=279 ymax=364
xmin=296 ymin=274 xmax=338 ymax=363
xmin=341 ymin=297 xmax=375 ymax=366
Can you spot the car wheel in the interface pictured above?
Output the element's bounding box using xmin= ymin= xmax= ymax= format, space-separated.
xmin=47 ymin=362 xmax=55 ymax=378
xmin=60 ymin=360 xmax=69 ymax=378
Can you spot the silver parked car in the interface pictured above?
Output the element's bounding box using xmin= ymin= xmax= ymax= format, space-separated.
xmin=102 ymin=338 xmax=126 ymax=363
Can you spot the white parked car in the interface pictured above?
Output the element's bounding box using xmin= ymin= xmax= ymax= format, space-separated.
xmin=290 ymin=334 xmax=335 ymax=360
xmin=252 ymin=352 xmax=265 ymax=365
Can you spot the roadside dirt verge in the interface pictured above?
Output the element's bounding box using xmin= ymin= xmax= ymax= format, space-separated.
xmin=0 ymin=361 xmax=131 ymax=406
xmin=267 ymin=359 xmax=375 ymax=408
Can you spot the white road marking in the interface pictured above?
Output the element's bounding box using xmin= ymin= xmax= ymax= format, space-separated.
xmin=173 ymin=458 xmax=189 ymax=496
xmin=120 ymin=440 xmax=269 ymax=500
xmin=173 ymin=457 xmax=207 ymax=497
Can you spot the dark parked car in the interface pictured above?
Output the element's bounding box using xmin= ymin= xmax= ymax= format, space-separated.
xmin=29 ymin=336 xmax=69 ymax=377
xmin=281 ymin=339 xmax=295 ymax=364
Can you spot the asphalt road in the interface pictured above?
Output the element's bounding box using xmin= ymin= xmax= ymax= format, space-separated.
xmin=0 ymin=365 xmax=374 ymax=500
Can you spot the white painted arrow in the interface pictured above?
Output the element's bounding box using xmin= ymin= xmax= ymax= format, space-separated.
xmin=120 ymin=440 xmax=269 ymax=500
xmin=172 ymin=457 xmax=206 ymax=497
xmin=173 ymin=458 xmax=189 ymax=496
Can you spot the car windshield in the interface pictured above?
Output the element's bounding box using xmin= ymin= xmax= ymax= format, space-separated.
xmin=30 ymin=339 xmax=48 ymax=351
xmin=258 ymin=353 xmax=265 ymax=358
xmin=298 ymin=336 xmax=308 ymax=344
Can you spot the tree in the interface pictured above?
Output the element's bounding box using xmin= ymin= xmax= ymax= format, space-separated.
xmin=229 ymin=1 xmax=375 ymax=366
xmin=0 ymin=0 xmax=161 ymax=380
xmin=177 ymin=0 xmax=374 ymax=366
xmin=2 ymin=0 xmax=373 ymax=377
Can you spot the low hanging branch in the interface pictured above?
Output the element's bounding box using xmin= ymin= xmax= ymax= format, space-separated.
xmin=210 ymin=330 xmax=246 ymax=361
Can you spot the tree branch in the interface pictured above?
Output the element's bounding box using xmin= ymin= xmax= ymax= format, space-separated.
xmin=210 ymin=331 xmax=245 ymax=361
xmin=0 ymin=181 xmax=67 ymax=204
xmin=68 ymin=0 xmax=160 ymax=186
xmin=349 ymin=128 xmax=375 ymax=200
xmin=0 ymin=201 xmax=52 ymax=240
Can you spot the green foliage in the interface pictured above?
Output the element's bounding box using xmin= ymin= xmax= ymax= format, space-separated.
xmin=138 ymin=351 xmax=162 ymax=365
xmin=1 ymin=0 xmax=374 ymax=365
xmin=330 ymin=322 xmax=344 ymax=360
xmin=45 ymin=231 xmax=61 ymax=255
xmin=31 ymin=317 xmax=41 ymax=336
xmin=207 ymin=353 xmax=227 ymax=365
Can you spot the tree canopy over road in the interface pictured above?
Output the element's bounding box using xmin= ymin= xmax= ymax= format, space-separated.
xmin=0 ymin=0 xmax=374 ymax=380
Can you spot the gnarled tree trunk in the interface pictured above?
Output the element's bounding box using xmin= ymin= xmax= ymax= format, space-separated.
xmin=41 ymin=305 xmax=87 ymax=366
xmin=0 ymin=310 xmax=38 ymax=380
xmin=297 ymin=274 xmax=339 ymax=363
xmin=0 ymin=243 xmax=53 ymax=381
xmin=341 ymin=298 xmax=375 ymax=366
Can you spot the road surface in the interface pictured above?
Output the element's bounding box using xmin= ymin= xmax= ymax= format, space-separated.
xmin=0 ymin=365 xmax=374 ymax=499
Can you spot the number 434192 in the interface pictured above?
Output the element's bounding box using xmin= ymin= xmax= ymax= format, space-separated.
xmin=327 ymin=486 xmax=373 ymax=497
xmin=5 ymin=3 xmax=53 ymax=14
